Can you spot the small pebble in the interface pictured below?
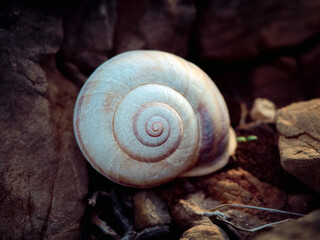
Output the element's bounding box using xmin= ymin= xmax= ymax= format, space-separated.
xmin=250 ymin=98 xmax=276 ymax=121
xmin=180 ymin=217 xmax=229 ymax=240
xmin=134 ymin=190 xmax=171 ymax=230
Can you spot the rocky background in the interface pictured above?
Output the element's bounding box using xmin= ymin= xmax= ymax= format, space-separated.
xmin=0 ymin=0 xmax=320 ymax=239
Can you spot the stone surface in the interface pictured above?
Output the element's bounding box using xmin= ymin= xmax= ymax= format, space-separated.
xmin=249 ymin=57 xmax=304 ymax=107
xmin=180 ymin=217 xmax=229 ymax=240
xmin=254 ymin=210 xmax=320 ymax=240
xmin=114 ymin=0 xmax=196 ymax=57
xmin=59 ymin=0 xmax=117 ymax=83
xmin=198 ymin=0 xmax=320 ymax=60
xmin=250 ymin=98 xmax=276 ymax=122
xmin=287 ymin=194 xmax=314 ymax=214
xmin=300 ymin=44 xmax=320 ymax=99
xmin=276 ymin=99 xmax=320 ymax=193
xmin=190 ymin=169 xmax=313 ymax=240
xmin=198 ymin=168 xmax=287 ymax=209
xmin=0 ymin=4 xmax=88 ymax=239
xmin=59 ymin=0 xmax=196 ymax=83
xmin=171 ymin=192 xmax=220 ymax=227
xmin=133 ymin=190 xmax=171 ymax=230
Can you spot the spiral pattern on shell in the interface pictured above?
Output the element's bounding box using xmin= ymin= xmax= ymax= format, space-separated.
xmin=74 ymin=50 xmax=236 ymax=188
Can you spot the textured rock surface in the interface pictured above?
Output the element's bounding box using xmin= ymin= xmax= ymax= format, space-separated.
xmin=276 ymin=99 xmax=320 ymax=193
xmin=60 ymin=0 xmax=117 ymax=83
xmin=114 ymin=0 xmax=196 ymax=57
xmin=133 ymin=190 xmax=171 ymax=230
xmin=0 ymin=4 xmax=88 ymax=239
xmin=254 ymin=210 xmax=320 ymax=240
xmin=60 ymin=0 xmax=196 ymax=84
xmin=198 ymin=0 xmax=320 ymax=60
xmin=249 ymin=57 xmax=304 ymax=106
xmin=172 ymin=192 xmax=220 ymax=227
xmin=198 ymin=168 xmax=287 ymax=209
xmin=180 ymin=217 xmax=229 ymax=240
xmin=300 ymin=44 xmax=320 ymax=98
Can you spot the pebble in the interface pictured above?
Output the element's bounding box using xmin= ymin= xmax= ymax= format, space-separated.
xmin=171 ymin=191 xmax=220 ymax=227
xmin=180 ymin=217 xmax=229 ymax=240
xmin=133 ymin=190 xmax=171 ymax=230
xmin=250 ymin=98 xmax=276 ymax=122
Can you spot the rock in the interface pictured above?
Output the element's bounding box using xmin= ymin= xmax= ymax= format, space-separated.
xmin=276 ymin=99 xmax=320 ymax=193
xmin=198 ymin=168 xmax=287 ymax=209
xmin=222 ymin=209 xmax=271 ymax=232
xmin=198 ymin=0 xmax=320 ymax=60
xmin=172 ymin=199 xmax=206 ymax=227
xmin=287 ymin=194 xmax=314 ymax=214
xmin=250 ymin=98 xmax=276 ymax=122
xmin=171 ymin=192 xmax=220 ymax=227
xmin=300 ymin=44 xmax=320 ymax=99
xmin=184 ymin=192 xmax=221 ymax=213
xmin=180 ymin=217 xmax=229 ymax=240
xmin=171 ymin=192 xmax=265 ymax=239
xmin=254 ymin=209 xmax=320 ymax=240
xmin=249 ymin=57 xmax=304 ymax=107
xmin=114 ymin=0 xmax=196 ymax=57
xmin=187 ymin=168 xmax=310 ymax=240
xmin=133 ymin=190 xmax=171 ymax=230
xmin=60 ymin=0 xmax=117 ymax=83
xmin=0 ymin=4 xmax=88 ymax=239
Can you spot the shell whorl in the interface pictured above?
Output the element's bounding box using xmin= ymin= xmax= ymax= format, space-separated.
xmin=112 ymin=84 xmax=198 ymax=164
xmin=74 ymin=50 xmax=236 ymax=188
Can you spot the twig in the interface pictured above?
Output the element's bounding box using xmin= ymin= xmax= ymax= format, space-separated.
xmin=110 ymin=190 xmax=133 ymax=231
xmin=207 ymin=204 xmax=305 ymax=217
xmin=91 ymin=212 xmax=121 ymax=240
xmin=134 ymin=224 xmax=170 ymax=240
xmin=88 ymin=191 xmax=109 ymax=206
xmin=120 ymin=228 xmax=136 ymax=240
xmin=204 ymin=203 xmax=304 ymax=232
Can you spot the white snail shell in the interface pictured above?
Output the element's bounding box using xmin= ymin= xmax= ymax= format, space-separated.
xmin=74 ymin=50 xmax=237 ymax=188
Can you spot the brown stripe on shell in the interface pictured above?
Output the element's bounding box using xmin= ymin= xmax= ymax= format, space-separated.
xmin=195 ymin=102 xmax=229 ymax=166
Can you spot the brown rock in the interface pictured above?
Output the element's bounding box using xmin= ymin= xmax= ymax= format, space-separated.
xmin=250 ymin=98 xmax=276 ymax=122
xmin=60 ymin=0 xmax=117 ymax=82
xmin=276 ymin=99 xmax=320 ymax=193
xmin=287 ymin=194 xmax=314 ymax=214
xmin=198 ymin=0 xmax=320 ymax=60
xmin=249 ymin=57 xmax=304 ymax=107
xmin=133 ymin=190 xmax=171 ymax=230
xmin=114 ymin=0 xmax=196 ymax=57
xmin=180 ymin=217 xmax=229 ymax=240
xmin=300 ymin=44 xmax=320 ymax=99
xmin=254 ymin=210 xmax=320 ymax=240
xmin=171 ymin=192 xmax=220 ymax=227
xmin=0 ymin=4 xmax=88 ymax=239
xmin=199 ymin=168 xmax=287 ymax=209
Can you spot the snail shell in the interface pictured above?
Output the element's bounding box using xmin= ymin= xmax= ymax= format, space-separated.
xmin=74 ymin=50 xmax=237 ymax=188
